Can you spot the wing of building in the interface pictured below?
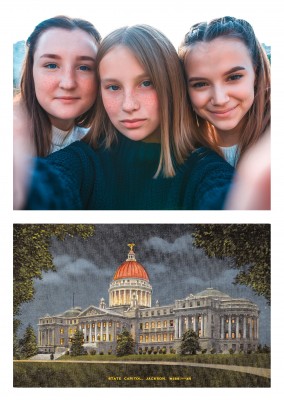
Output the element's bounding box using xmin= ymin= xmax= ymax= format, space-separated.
xmin=38 ymin=244 xmax=259 ymax=354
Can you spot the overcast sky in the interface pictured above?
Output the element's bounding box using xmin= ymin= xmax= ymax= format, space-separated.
xmin=18 ymin=224 xmax=270 ymax=344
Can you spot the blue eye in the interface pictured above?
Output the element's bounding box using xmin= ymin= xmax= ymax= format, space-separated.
xmin=228 ymin=74 xmax=243 ymax=81
xmin=45 ymin=63 xmax=57 ymax=69
xmin=79 ymin=65 xmax=91 ymax=71
xmin=141 ymin=80 xmax=152 ymax=87
xmin=191 ymin=81 xmax=207 ymax=88
xmin=107 ymin=85 xmax=119 ymax=91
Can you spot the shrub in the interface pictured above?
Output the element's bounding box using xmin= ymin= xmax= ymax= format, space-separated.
xmin=99 ymin=351 xmax=104 ymax=355
xmin=90 ymin=349 xmax=96 ymax=355
xmin=201 ymin=349 xmax=207 ymax=354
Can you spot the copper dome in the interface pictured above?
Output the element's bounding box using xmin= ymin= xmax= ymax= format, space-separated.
xmin=113 ymin=260 xmax=149 ymax=281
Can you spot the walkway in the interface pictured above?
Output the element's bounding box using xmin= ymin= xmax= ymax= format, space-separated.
xmin=14 ymin=359 xmax=270 ymax=379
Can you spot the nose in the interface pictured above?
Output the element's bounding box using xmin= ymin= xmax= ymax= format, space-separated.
xmin=59 ymin=68 xmax=77 ymax=90
xmin=122 ymin=90 xmax=139 ymax=112
xmin=210 ymin=85 xmax=229 ymax=106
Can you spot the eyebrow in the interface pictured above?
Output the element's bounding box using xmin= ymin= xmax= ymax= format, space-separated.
xmin=100 ymin=73 xmax=150 ymax=84
xmin=188 ymin=66 xmax=246 ymax=82
xmin=40 ymin=54 xmax=96 ymax=62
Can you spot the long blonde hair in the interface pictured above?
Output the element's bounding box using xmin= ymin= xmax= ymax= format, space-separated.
xmin=179 ymin=16 xmax=271 ymax=163
xmin=84 ymin=24 xmax=194 ymax=177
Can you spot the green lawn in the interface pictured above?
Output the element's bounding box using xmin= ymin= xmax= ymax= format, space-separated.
xmin=14 ymin=362 xmax=270 ymax=388
xmin=59 ymin=352 xmax=270 ymax=368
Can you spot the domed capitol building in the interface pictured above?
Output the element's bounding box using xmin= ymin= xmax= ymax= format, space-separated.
xmin=38 ymin=244 xmax=260 ymax=354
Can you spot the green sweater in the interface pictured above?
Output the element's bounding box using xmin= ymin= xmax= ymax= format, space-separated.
xmin=25 ymin=133 xmax=234 ymax=210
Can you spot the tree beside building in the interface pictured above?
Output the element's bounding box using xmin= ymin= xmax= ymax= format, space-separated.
xmin=180 ymin=329 xmax=201 ymax=355
xmin=21 ymin=324 xmax=38 ymax=359
xmin=70 ymin=330 xmax=85 ymax=356
xmin=116 ymin=328 xmax=135 ymax=356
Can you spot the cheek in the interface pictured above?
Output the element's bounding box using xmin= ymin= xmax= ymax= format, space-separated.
xmin=143 ymin=92 xmax=159 ymax=112
xmin=188 ymin=89 xmax=205 ymax=109
xmin=102 ymin=95 xmax=120 ymax=117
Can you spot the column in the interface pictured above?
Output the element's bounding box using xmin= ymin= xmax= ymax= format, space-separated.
xmin=256 ymin=317 xmax=259 ymax=339
xmin=95 ymin=322 xmax=97 ymax=342
xmin=84 ymin=324 xmax=87 ymax=343
xmin=228 ymin=316 xmax=232 ymax=339
xmin=178 ymin=316 xmax=182 ymax=338
xmin=236 ymin=316 xmax=239 ymax=339
xmin=106 ymin=321 xmax=109 ymax=341
xmin=89 ymin=323 xmax=92 ymax=343
xmin=174 ymin=317 xmax=179 ymax=339
xmin=192 ymin=315 xmax=196 ymax=333
xmin=100 ymin=321 xmax=103 ymax=339
xmin=221 ymin=316 xmax=224 ymax=339
xmin=243 ymin=316 xmax=247 ymax=339
xmin=200 ymin=315 xmax=204 ymax=337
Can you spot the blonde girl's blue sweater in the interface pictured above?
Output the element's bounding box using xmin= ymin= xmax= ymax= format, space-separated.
xmin=25 ymin=133 xmax=234 ymax=210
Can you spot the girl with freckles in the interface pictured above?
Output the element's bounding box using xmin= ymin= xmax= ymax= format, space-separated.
xmin=16 ymin=24 xmax=234 ymax=210
xmin=178 ymin=16 xmax=271 ymax=167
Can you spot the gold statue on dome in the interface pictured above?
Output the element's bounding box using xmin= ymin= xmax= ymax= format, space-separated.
xmin=128 ymin=243 xmax=135 ymax=251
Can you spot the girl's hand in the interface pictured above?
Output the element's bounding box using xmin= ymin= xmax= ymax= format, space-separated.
xmin=225 ymin=129 xmax=271 ymax=210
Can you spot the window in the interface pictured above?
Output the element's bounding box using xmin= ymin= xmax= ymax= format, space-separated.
xmin=60 ymin=328 xmax=64 ymax=334
xmin=157 ymin=334 xmax=161 ymax=342
xmin=140 ymin=323 xmax=143 ymax=330
xmin=139 ymin=335 xmax=143 ymax=342
xmin=145 ymin=322 xmax=149 ymax=329
xmin=151 ymin=334 xmax=155 ymax=342
xmin=116 ymin=322 xmax=120 ymax=328
xmin=97 ymin=322 xmax=101 ymax=328
xmin=232 ymin=332 xmax=236 ymax=339
xmin=145 ymin=335 xmax=149 ymax=342
xmin=151 ymin=311 xmax=154 ymax=316
xmin=169 ymin=333 xmax=174 ymax=341
xmin=163 ymin=320 xmax=167 ymax=328
xmin=60 ymin=338 xmax=64 ymax=345
xmin=92 ymin=335 xmax=95 ymax=342
xmin=151 ymin=322 xmax=155 ymax=328
xmin=157 ymin=321 xmax=161 ymax=328
xmin=163 ymin=334 xmax=167 ymax=341
xmin=109 ymin=334 xmax=112 ymax=341
xmin=103 ymin=334 xmax=106 ymax=341
xmin=163 ymin=309 xmax=167 ymax=315
xmin=157 ymin=310 xmax=160 ymax=315
xmin=197 ymin=301 xmax=200 ymax=306
xmin=109 ymin=322 xmax=112 ymax=327
xmin=69 ymin=328 xmax=73 ymax=335
xmin=87 ymin=324 xmax=90 ymax=329
xmin=103 ymin=322 xmax=106 ymax=328
xmin=81 ymin=323 xmax=85 ymax=328
xmin=198 ymin=329 xmax=202 ymax=337
xmin=169 ymin=320 xmax=174 ymax=327
xmin=92 ymin=323 xmax=95 ymax=328
xmin=97 ymin=334 xmax=101 ymax=341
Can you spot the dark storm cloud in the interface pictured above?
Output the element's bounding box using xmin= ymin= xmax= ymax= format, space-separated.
xmin=18 ymin=224 xmax=270 ymax=344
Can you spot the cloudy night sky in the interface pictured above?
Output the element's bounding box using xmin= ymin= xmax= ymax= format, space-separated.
xmin=18 ymin=224 xmax=270 ymax=345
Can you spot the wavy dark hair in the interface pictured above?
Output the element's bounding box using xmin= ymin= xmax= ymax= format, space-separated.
xmin=20 ymin=15 xmax=101 ymax=156
xmin=179 ymin=16 xmax=271 ymax=163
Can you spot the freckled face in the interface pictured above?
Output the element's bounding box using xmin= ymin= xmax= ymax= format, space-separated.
xmin=33 ymin=28 xmax=98 ymax=130
xmin=99 ymin=45 xmax=160 ymax=142
xmin=184 ymin=37 xmax=255 ymax=145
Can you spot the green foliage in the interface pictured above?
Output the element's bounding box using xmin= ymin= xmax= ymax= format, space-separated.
xmin=70 ymin=330 xmax=84 ymax=356
xmin=13 ymin=224 xmax=95 ymax=316
xmin=116 ymin=328 xmax=135 ymax=356
xmin=21 ymin=324 xmax=38 ymax=358
xmin=192 ymin=224 xmax=270 ymax=304
xmin=180 ymin=329 xmax=201 ymax=355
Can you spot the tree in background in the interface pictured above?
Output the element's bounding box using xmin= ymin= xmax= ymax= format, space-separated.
xmin=116 ymin=328 xmax=135 ymax=356
xmin=192 ymin=224 xmax=270 ymax=304
xmin=20 ymin=324 xmax=38 ymax=359
xmin=180 ymin=329 xmax=201 ymax=355
xmin=70 ymin=330 xmax=85 ymax=356
xmin=13 ymin=224 xmax=95 ymax=358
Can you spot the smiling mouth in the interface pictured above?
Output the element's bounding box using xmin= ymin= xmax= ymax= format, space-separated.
xmin=210 ymin=105 xmax=238 ymax=115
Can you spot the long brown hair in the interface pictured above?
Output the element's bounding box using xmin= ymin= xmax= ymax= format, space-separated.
xmin=20 ymin=15 xmax=101 ymax=156
xmin=179 ymin=16 xmax=271 ymax=163
xmin=84 ymin=24 xmax=194 ymax=177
